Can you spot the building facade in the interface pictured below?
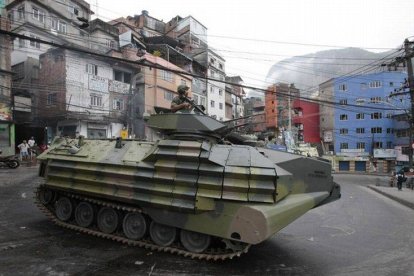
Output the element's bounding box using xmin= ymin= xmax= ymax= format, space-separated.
xmin=292 ymin=99 xmax=320 ymax=144
xmin=38 ymin=47 xmax=135 ymax=140
xmin=6 ymin=0 xmax=93 ymax=143
xmin=324 ymin=71 xmax=408 ymax=173
xmin=0 ymin=3 xmax=15 ymax=155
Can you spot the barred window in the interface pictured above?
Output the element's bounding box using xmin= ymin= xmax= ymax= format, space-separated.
xmin=356 ymin=142 xmax=365 ymax=149
xmin=356 ymin=128 xmax=365 ymax=134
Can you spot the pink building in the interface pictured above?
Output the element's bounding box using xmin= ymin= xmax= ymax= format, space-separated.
xmin=292 ymin=99 xmax=320 ymax=144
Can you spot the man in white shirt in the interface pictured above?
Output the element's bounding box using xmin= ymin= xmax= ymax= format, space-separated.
xmin=28 ymin=137 xmax=35 ymax=148
xmin=18 ymin=140 xmax=30 ymax=161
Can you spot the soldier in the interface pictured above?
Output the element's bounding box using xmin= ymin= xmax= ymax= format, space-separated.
xmin=171 ymin=85 xmax=192 ymax=112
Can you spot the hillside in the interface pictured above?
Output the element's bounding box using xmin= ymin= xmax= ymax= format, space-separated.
xmin=264 ymin=47 xmax=393 ymax=96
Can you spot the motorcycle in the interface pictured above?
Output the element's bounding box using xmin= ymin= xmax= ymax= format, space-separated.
xmin=0 ymin=150 xmax=20 ymax=169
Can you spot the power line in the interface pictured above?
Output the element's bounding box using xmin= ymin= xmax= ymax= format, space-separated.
xmin=1 ymin=30 xmax=409 ymax=116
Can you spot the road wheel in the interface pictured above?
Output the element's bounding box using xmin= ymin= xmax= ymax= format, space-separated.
xmin=180 ymin=229 xmax=211 ymax=253
xmin=55 ymin=197 xmax=73 ymax=221
xmin=122 ymin=212 xmax=147 ymax=240
xmin=75 ymin=202 xmax=95 ymax=228
xmin=97 ymin=207 xmax=119 ymax=234
xmin=149 ymin=221 xmax=176 ymax=247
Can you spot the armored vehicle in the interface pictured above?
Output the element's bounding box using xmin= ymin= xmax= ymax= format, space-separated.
xmin=35 ymin=112 xmax=340 ymax=260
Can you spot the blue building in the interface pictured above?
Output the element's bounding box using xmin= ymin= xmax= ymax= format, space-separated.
xmin=324 ymin=71 xmax=409 ymax=172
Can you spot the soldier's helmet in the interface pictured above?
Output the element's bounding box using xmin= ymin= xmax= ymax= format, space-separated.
xmin=177 ymin=84 xmax=189 ymax=94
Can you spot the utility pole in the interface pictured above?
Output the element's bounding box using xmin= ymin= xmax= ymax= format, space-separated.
xmin=404 ymin=39 xmax=414 ymax=167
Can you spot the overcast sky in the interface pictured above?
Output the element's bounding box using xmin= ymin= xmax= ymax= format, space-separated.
xmin=87 ymin=0 xmax=414 ymax=88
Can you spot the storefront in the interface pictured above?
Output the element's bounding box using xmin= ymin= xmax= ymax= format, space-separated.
xmin=0 ymin=121 xmax=15 ymax=156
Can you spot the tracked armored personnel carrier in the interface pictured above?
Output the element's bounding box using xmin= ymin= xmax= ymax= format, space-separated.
xmin=35 ymin=112 xmax=340 ymax=260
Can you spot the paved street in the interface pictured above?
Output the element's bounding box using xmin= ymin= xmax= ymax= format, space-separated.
xmin=1 ymin=167 xmax=414 ymax=276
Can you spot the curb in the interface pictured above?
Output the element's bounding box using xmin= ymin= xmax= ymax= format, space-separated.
xmin=368 ymin=185 xmax=414 ymax=210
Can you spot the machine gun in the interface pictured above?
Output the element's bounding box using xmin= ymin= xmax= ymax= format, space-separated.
xmin=183 ymin=96 xmax=206 ymax=115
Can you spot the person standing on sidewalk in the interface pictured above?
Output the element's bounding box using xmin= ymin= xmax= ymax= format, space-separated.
xmin=396 ymin=170 xmax=407 ymax=191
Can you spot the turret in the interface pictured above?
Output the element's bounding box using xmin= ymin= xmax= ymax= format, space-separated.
xmin=147 ymin=113 xmax=227 ymax=142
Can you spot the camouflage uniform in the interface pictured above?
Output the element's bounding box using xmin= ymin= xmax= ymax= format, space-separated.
xmin=171 ymin=95 xmax=186 ymax=107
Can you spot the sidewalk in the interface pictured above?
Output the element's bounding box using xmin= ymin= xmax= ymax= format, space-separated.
xmin=368 ymin=185 xmax=414 ymax=210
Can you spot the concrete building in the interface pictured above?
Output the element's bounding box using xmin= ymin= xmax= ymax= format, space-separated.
xmin=38 ymin=47 xmax=136 ymax=140
xmin=319 ymin=78 xmax=335 ymax=153
xmin=138 ymin=53 xmax=192 ymax=140
xmin=244 ymin=97 xmax=266 ymax=134
xmin=320 ymin=71 xmax=408 ymax=173
xmin=225 ymin=76 xmax=245 ymax=121
xmin=265 ymin=83 xmax=299 ymax=134
xmin=0 ymin=3 xmax=15 ymax=155
xmin=165 ymin=14 xmax=226 ymax=120
xmin=292 ymin=99 xmax=320 ymax=144
xmin=6 ymin=0 xmax=93 ymax=143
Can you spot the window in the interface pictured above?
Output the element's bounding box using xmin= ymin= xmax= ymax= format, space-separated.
xmin=86 ymin=64 xmax=98 ymax=75
xmin=219 ymin=89 xmax=223 ymax=96
xmin=402 ymin=146 xmax=410 ymax=154
xmin=57 ymin=21 xmax=67 ymax=34
xmin=340 ymin=128 xmax=348 ymax=135
xmin=30 ymin=35 xmax=40 ymax=48
xmin=51 ymin=19 xmax=57 ymax=30
xmin=357 ymin=142 xmax=365 ymax=149
xmin=90 ymin=95 xmax=102 ymax=107
xmin=389 ymin=82 xmax=394 ymax=87
xmin=18 ymin=6 xmax=25 ymax=19
xmin=371 ymin=112 xmax=382 ymax=119
xmin=370 ymin=97 xmax=382 ymax=103
xmin=371 ymin=127 xmax=382 ymax=134
xmin=369 ymin=81 xmax=381 ymax=88
xmin=356 ymin=113 xmax=365 ymax=120
xmin=219 ymin=103 xmax=223 ymax=110
xmin=387 ymin=128 xmax=394 ymax=134
xmin=18 ymin=37 xmax=25 ymax=48
xmin=106 ymin=39 xmax=115 ymax=49
xmin=193 ymin=94 xmax=199 ymax=105
xmin=339 ymin=114 xmax=348 ymax=120
xmin=200 ymin=97 xmax=206 ymax=107
xmin=68 ymin=5 xmax=79 ymax=16
xmin=47 ymin=93 xmax=57 ymax=105
xmin=386 ymin=113 xmax=393 ymax=119
xmin=160 ymin=70 xmax=173 ymax=82
xmin=114 ymin=70 xmax=131 ymax=83
xmin=356 ymin=128 xmax=365 ymax=134
xmin=396 ymin=129 xmax=409 ymax=138
xmin=32 ymin=7 xmax=45 ymax=23
xmin=339 ymin=99 xmax=347 ymax=105
xmin=163 ymin=90 xmax=173 ymax=101
xmin=210 ymin=100 xmax=215 ymax=108
xmin=219 ymin=63 xmax=223 ymax=70
xmin=113 ymin=99 xmax=124 ymax=110
xmin=386 ymin=141 xmax=393 ymax=149
xmin=338 ymin=84 xmax=347 ymax=91
xmin=374 ymin=142 xmax=383 ymax=148
xmin=340 ymin=143 xmax=348 ymax=150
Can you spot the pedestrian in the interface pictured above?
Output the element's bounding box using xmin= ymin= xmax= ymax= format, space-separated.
xmin=395 ymin=170 xmax=407 ymax=191
xmin=28 ymin=136 xmax=36 ymax=148
xmin=17 ymin=140 xmax=30 ymax=161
